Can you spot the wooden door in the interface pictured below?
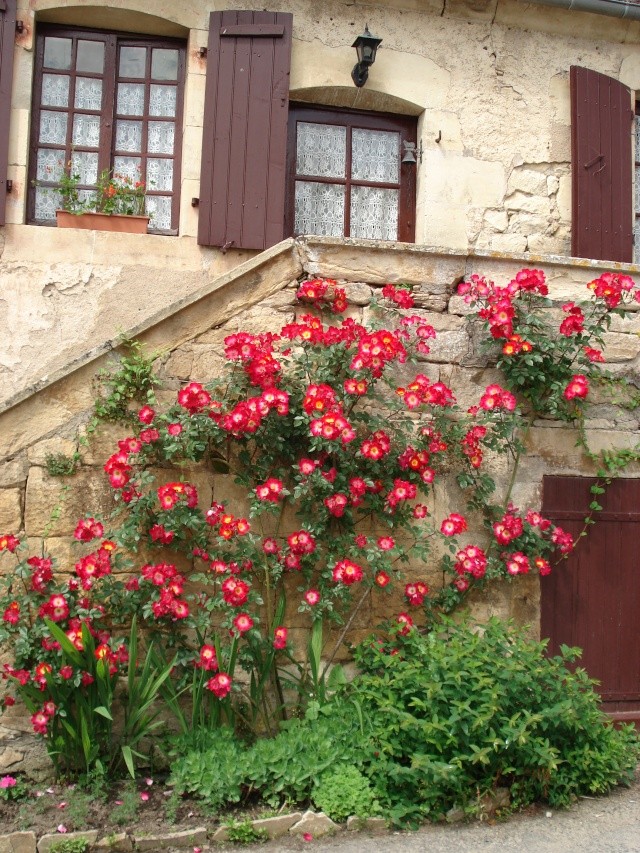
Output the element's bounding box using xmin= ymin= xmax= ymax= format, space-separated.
xmin=541 ymin=475 xmax=640 ymax=723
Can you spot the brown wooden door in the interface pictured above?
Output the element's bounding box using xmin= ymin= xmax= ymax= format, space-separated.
xmin=541 ymin=475 xmax=640 ymax=723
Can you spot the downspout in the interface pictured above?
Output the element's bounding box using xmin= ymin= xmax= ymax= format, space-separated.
xmin=520 ymin=0 xmax=640 ymax=19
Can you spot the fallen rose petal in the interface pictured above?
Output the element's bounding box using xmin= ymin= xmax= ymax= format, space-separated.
xmin=46 ymin=787 xmax=54 ymax=794
xmin=303 ymin=833 xmax=313 ymax=842
xmin=57 ymin=802 xmax=67 ymax=809
xmin=145 ymin=777 xmax=153 ymax=786
xmin=140 ymin=792 xmax=150 ymax=801
xmin=57 ymin=825 xmax=67 ymax=834
xmin=115 ymin=800 xmax=123 ymax=805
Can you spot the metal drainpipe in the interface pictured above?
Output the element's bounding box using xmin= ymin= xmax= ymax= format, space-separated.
xmin=519 ymin=0 xmax=640 ymax=19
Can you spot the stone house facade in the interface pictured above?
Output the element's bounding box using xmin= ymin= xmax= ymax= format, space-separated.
xmin=1 ymin=0 xmax=640 ymax=769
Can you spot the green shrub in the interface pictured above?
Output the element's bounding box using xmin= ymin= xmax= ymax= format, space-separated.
xmin=312 ymin=765 xmax=380 ymax=821
xmin=49 ymin=839 xmax=88 ymax=853
xmin=225 ymin=819 xmax=268 ymax=843
xmin=169 ymin=705 xmax=371 ymax=811
xmin=348 ymin=617 xmax=639 ymax=825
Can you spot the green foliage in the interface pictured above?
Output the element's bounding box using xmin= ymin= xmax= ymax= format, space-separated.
xmin=224 ymin=820 xmax=268 ymax=844
xmin=111 ymin=782 xmax=139 ymax=827
xmin=45 ymin=452 xmax=82 ymax=478
xmin=347 ymin=617 xmax=639 ymax=825
xmin=92 ymin=339 xmax=159 ymax=425
xmin=168 ymin=706 xmax=371 ymax=812
xmin=49 ymin=839 xmax=89 ymax=853
xmin=312 ymin=765 xmax=380 ymax=822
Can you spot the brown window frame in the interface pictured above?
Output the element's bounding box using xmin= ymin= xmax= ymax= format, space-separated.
xmin=285 ymin=104 xmax=417 ymax=243
xmin=28 ymin=24 xmax=186 ymax=234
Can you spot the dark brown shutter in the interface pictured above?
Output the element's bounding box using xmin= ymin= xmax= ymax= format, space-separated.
xmin=198 ymin=10 xmax=292 ymax=250
xmin=0 ymin=0 xmax=16 ymax=227
xmin=571 ymin=66 xmax=633 ymax=263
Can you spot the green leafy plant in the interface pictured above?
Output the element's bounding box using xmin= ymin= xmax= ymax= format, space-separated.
xmin=92 ymin=339 xmax=159 ymax=425
xmin=49 ymin=838 xmax=89 ymax=853
xmin=347 ymin=616 xmax=639 ymax=826
xmin=45 ymin=452 xmax=81 ymax=478
xmin=111 ymin=782 xmax=139 ymax=827
xmin=312 ymin=765 xmax=380 ymax=822
xmin=225 ymin=819 xmax=268 ymax=844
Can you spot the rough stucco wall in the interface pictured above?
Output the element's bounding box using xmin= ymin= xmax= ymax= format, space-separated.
xmin=3 ymin=0 xmax=640 ymax=403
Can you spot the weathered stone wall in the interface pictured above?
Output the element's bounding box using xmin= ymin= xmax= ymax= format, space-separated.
xmin=3 ymin=0 xmax=640 ymax=405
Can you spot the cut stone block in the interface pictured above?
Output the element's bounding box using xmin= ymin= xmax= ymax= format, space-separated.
xmin=289 ymin=810 xmax=339 ymax=838
xmin=0 ymin=832 xmax=37 ymax=853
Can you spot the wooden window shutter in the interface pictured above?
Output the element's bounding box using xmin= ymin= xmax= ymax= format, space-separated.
xmin=571 ymin=65 xmax=633 ymax=263
xmin=0 ymin=0 xmax=16 ymax=227
xmin=198 ymin=10 xmax=292 ymax=250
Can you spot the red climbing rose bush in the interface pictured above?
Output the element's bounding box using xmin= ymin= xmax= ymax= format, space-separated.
xmin=1 ymin=268 xmax=637 ymax=777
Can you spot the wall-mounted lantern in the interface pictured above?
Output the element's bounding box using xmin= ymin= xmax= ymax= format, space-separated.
xmin=351 ymin=25 xmax=382 ymax=88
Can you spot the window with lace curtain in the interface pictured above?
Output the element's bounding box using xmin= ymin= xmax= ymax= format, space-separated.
xmin=28 ymin=25 xmax=185 ymax=233
xmin=286 ymin=105 xmax=417 ymax=243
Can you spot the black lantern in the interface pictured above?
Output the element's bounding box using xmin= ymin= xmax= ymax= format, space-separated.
xmin=351 ymin=25 xmax=382 ymax=88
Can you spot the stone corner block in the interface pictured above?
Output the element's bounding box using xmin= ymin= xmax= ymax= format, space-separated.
xmin=38 ymin=830 xmax=98 ymax=853
xmin=289 ymin=810 xmax=339 ymax=837
xmin=133 ymin=828 xmax=207 ymax=851
xmin=346 ymin=815 xmax=388 ymax=833
xmin=251 ymin=813 xmax=302 ymax=838
xmin=93 ymin=832 xmax=133 ymax=852
xmin=0 ymin=831 xmax=37 ymax=853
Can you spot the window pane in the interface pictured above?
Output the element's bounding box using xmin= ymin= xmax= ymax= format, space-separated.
xmin=350 ymin=186 xmax=398 ymax=241
xmin=71 ymin=150 xmax=99 ymax=185
xmin=351 ymin=129 xmax=399 ymax=183
xmin=35 ymin=186 xmax=62 ymax=220
xmin=294 ymin=181 xmax=345 ymax=236
xmin=117 ymin=83 xmax=145 ymax=116
xmin=151 ymin=49 xmax=178 ymax=81
xmin=39 ymin=110 xmax=68 ymax=145
xmin=114 ymin=156 xmax=143 ymax=185
xmin=115 ymin=120 xmax=143 ymax=152
xmin=636 ymin=165 xmax=640 ymax=212
xmin=146 ymin=195 xmax=173 ymax=230
xmin=75 ymin=78 xmax=103 ymax=111
xmin=72 ymin=114 xmax=101 ymax=147
xmin=149 ymin=84 xmax=177 ymax=117
xmin=77 ymin=40 xmax=105 ymax=74
xmin=148 ymin=122 xmax=174 ymax=154
xmin=42 ymin=74 xmax=69 ymax=108
xmin=119 ymin=47 xmax=147 ymax=78
xmin=147 ymin=158 xmax=173 ymax=191
xmin=43 ymin=37 xmax=72 ymax=70
xmin=296 ymin=122 xmax=346 ymax=178
xmin=36 ymin=149 xmax=65 ymax=182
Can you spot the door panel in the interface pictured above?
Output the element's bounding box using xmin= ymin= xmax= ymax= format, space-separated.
xmin=541 ymin=475 xmax=640 ymax=722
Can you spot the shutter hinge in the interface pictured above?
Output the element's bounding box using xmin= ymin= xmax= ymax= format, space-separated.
xmin=15 ymin=20 xmax=24 ymax=34
xmin=198 ymin=47 xmax=207 ymax=59
xmin=6 ymin=180 xmax=12 ymax=193
xmin=191 ymin=197 xmax=199 ymax=207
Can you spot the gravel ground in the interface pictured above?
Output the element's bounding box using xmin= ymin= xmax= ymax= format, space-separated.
xmin=226 ymin=771 xmax=640 ymax=853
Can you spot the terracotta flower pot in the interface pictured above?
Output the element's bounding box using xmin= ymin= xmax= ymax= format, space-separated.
xmin=56 ymin=210 xmax=150 ymax=234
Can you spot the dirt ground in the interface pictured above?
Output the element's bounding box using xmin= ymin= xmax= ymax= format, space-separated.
xmin=1 ymin=768 xmax=639 ymax=852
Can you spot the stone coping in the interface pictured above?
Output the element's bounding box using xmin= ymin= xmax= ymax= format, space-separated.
xmin=2 ymin=233 xmax=639 ymax=416
xmin=0 ymin=811 xmax=388 ymax=852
